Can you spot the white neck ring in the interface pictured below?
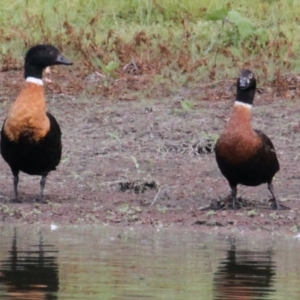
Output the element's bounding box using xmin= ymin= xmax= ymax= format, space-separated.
xmin=234 ymin=101 xmax=252 ymax=109
xmin=26 ymin=77 xmax=43 ymax=86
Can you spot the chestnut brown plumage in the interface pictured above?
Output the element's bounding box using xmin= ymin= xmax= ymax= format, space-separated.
xmin=215 ymin=69 xmax=287 ymax=210
xmin=1 ymin=44 xmax=72 ymax=202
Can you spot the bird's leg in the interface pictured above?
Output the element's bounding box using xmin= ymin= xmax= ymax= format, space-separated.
xmin=36 ymin=174 xmax=48 ymax=203
xmin=230 ymin=184 xmax=238 ymax=210
xmin=268 ymin=182 xmax=290 ymax=210
xmin=11 ymin=170 xmax=21 ymax=203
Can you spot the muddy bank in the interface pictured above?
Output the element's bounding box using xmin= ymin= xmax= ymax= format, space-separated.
xmin=0 ymin=71 xmax=299 ymax=233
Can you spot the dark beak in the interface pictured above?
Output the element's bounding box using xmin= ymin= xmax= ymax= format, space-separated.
xmin=239 ymin=77 xmax=249 ymax=89
xmin=55 ymin=54 xmax=73 ymax=65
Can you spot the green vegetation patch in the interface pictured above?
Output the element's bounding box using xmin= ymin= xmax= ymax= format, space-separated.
xmin=1 ymin=0 xmax=300 ymax=97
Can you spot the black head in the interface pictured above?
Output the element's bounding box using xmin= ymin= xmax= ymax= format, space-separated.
xmin=236 ymin=69 xmax=256 ymax=105
xmin=24 ymin=44 xmax=72 ymax=79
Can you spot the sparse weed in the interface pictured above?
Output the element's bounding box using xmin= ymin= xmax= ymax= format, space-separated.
xmin=118 ymin=203 xmax=130 ymax=214
xmin=206 ymin=210 xmax=216 ymax=216
xmin=269 ymin=212 xmax=279 ymax=220
xmin=247 ymin=210 xmax=257 ymax=217
xmin=0 ymin=0 xmax=299 ymax=99
xmin=71 ymin=171 xmax=94 ymax=190
xmin=130 ymin=155 xmax=140 ymax=171
xmin=156 ymin=205 xmax=168 ymax=213
xmin=0 ymin=204 xmax=14 ymax=216
xmin=107 ymin=132 xmax=121 ymax=144
xmin=118 ymin=203 xmax=140 ymax=221
xmin=180 ymin=100 xmax=194 ymax=111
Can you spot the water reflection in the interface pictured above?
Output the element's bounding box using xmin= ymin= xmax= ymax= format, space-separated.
xmin=0 ymin=226 xmax=299 ymax=299
xmin=0 ymin=229 xmax=59 ymax=300
xmin=213 ymin=239 xmax=276 ymax=300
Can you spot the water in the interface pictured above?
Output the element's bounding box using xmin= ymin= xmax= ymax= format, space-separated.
xmin=0 ymin=226 xmax=299 ymax=299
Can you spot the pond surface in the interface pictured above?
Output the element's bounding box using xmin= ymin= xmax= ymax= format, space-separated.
xmin=0 ymin=225 xmax=299 ymax=299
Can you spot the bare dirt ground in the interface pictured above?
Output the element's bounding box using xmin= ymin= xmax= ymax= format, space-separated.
xmin=0 ymin=69 xmax=299 ymax=233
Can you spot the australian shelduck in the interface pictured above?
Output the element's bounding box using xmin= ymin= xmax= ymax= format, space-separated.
xmin=1 ymin=44 xmax=72 ymax=202
xmin=215 ymin=69 xmax=287 ymax=210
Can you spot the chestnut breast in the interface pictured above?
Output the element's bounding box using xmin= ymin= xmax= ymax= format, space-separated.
xmin=216 ymin=104 xmax=262 ymax=164
xmin=4 ymin=82 xmax=50 ymax=142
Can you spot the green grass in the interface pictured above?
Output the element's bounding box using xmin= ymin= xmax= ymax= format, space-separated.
xmin=1 ymin=0 xmax=300 ymax=92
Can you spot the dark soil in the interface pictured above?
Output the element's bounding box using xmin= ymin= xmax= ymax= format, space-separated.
xmin=0 ymin=69 xmax=300 ymax=233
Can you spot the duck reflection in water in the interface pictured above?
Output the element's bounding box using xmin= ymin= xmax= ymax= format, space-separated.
xmin=213 ymin=239 xmax=276 ymax=300
xmin=0 ymin=229 xmax=59 ymax=300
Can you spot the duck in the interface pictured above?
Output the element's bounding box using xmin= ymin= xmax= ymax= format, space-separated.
xmin=0 ymin=44 xmax=72 ymax=203
xmin=213 ymin=241 xmax=275 ymax=299
xmin=215 ymin=69 xmax=287 ymax=210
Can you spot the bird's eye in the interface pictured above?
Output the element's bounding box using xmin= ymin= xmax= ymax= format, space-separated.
xmin=249 ymin=73 xmax=253 ymax=79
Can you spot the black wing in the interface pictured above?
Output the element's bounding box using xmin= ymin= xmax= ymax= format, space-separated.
xmin=254 ymin=129 xmax=277 ymax=154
